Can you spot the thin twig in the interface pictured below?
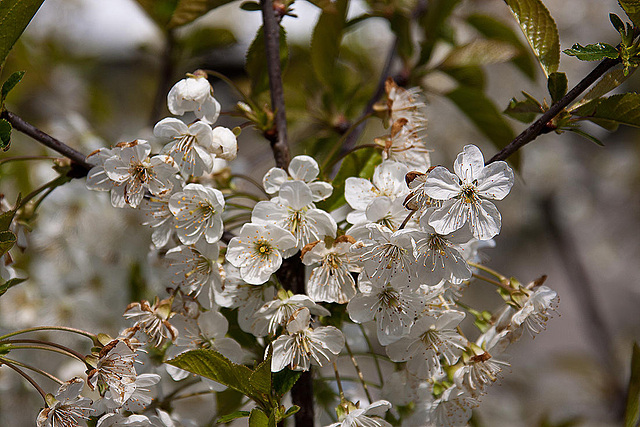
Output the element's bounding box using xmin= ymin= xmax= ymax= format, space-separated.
xmin=0 ymin=356 xmax=63 ymax=385
xmin=1 ymin=339 xmax=87 ymax=363
xmin=358 ymin=324 xmax=384 ymax=387
xmin=487 ymin=58 xmax=620 ymax=164
xmin=260 ymin=0 xmax=290 ymax=169
xmin=344 ymin=339 xmax=373 ymax=403
xmin=1 ymin=110 xmax=92 ymax=176
xmin=0 ymin=359 xmax=47 ymax=401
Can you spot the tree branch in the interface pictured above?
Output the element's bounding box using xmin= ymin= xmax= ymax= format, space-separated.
xmin=260 ymin=0 xmax=290 ymax=169
xmin=487 ymin=57 xmax=620 ymax=164
xmin=1 ymin=110 xmax=92 ymax=176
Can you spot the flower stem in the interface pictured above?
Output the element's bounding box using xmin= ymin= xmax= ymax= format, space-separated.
xmin=332 ymin=362 xmax=345 ymax=400
xmin=230 ymin=174 xmax=270 ymax=196
xmin=0 ymin=326 xmax=97 ymax=342
xmin=1 ymin=339 xmax=88 ymax=364
xmin=468 ymin=262 xmax=508 ymax=282
xmin=0 ymin=356 xmax=63 ymax=385
xmin=0 ymin=358 xmax=47 ymax=401
xmin=358 ymin=324 xmax=384 ymax=387
xmin=343 ymin=339 xmax=373 ymax=403
xmin=471 ymin=273 xmax=512 ymax=293
xmin=0 ymin=155 xmax=59 ymax=166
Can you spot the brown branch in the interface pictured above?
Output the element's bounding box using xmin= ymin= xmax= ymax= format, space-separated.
xmin=487 ymin=58 xmax=620 ymax=164
xmin=260 ymin=0 xmax=290 ymax=169
xmin=1 ymin=110 xmax=91 ymax=177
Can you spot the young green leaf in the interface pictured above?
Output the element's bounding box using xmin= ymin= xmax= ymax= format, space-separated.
xmin=625 ymin=342 xmax=640 ymax=427
xmin=440 ymin=40 xmax=520 ymax=68
xmin=568 ymin=128 xmax=605 ymax=146
xmin=273 ymin=369 xmax=302 ymax=398
xmin=610 ymin=13 xmax=626 ymax=35
xmin=1 ymin=70 xmax=25 ymax=103
xmin=283 ymin=405 xmax=300 ymax=419
xmin=0 ymin=0 xmax=45 ymax=67
xmin=167 ymin=349 xmax=268 ymax=407
xmin=0 ymin=118 xmax=11 ymax=152
xmin=618 ymin=0 xmax=640 ymax=29
xmin=570 ymin=68 xmax=635 ymax=111
xmin=390 ymin=12 xmax=413 ymax=62
xmin=466 ymin=14 xmax=536 ymax=79
xmin=0 ymin=195 xmax=20 ymax=232
xmin=310 ymin=0 xmax=348 ymax=88
xmin=168 ymin=0 xmax=237 ymax=28
xmin=0 ymin=277 xmax=26 ymax=298
xmin=573 ymin=93 xmax=640 ymax=130
xmin=0 ymin=230 xmax=16 ymax=257
xmin=563 ymin=43 xmax=619 ymax=61
xmin=504 ymin=0 xmax=560 ymax=77
xmin=504 ymin=92 xmax=543 ymax=123
xmin=248 ymin=408 xmax=270 ymax=427
xmin=249 ymin=354 xmax=273 ymax=397
xmin=547 ymin=72 xmax=568 ymax=104
xmin=217 ymin=411 xmax=251 ymax=424
xmin=246 ymin=25 xmax=289 ymax=96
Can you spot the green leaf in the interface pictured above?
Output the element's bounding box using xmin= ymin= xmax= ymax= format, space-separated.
xmin=418 ymin=0 xmax=461 ymax=66
xmin=167 ymin=349 xmax=266 ymax=406
xmin=283 ymin=405 xmax=300 ymax=418
xmin=248 ymin=408 xmax=270 ymax=427
xmin=168 ymin=0 xmax=236 ymax=28
xmin=570 ymin=68 xmax=635 ymax=111
xmin=466 ymin=14 xmax=536 ymax=79
xmin=317 ymin=147 xmax=382 ymax=213
xmin=563 ymin=43 xmax=619 ymax=61
xmin=611 ymin=13 xmax=626 ymax=34
xmin=625 ymin=342 xmax=640 ymax=427
xmin=1 ymin=70 xmax=24 ymax=103
xmin=273 ymin=369 xmax=302 ymax=397
xmin=443 ymin=66 xmax=485 ymax=90
xmin=0 ymin=277 xmax=26 ymax=297
xmin=0 ymin=118 xmax=11 ymax=151
xmin=216 ymin=388 xmax=246 ymax=422
xmin=504 ymin=92 xmax=543 ymax=123
xmin=249 ymin=353 xmax=272 ymax=397
xmin=446 ymin=87 xmax=516 ymax=149
xmin=619 ymin=0 xmax=640 ymax=29
xmin=440 ymin=39 xmax=520 ymax=69
xmin=503 ymin=0 xmax=560 ymax=76
xmin=240 ymin=1 xmax=261 ymax=11
xmin=573 ymin=93 xmax=640 ymax=130
xmin=0 ymin=194 xmax=19 ymax=231
xmin=217 ymin=410 xmax=251 ymax=424
xmin=568 ymin=128 xmax=605 ymax=146
xmin=547 ymin=72 xmax=567 ymax=104
xmin=0 ymin=230 xmax=16 ymax=257
xmin=246 ymin=25 xmax=288 ymax=96
xmin=0 ymin=0 xmax=45 ymax=67
xmin=310 ymin=0 xmax=348 ymax=88
xmin=135 ymin=0 xmax=179 ymax=27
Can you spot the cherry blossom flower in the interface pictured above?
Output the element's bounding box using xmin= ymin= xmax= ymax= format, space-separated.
xmin=511 ymin=285 xmax=558 ymax=336
xmin=123 ymin=298 xmax=178 ymax=347
xmin=140 ymin=193 xmax=176 ymax=248
xmin=425 ymin=386 xmax=477 ymax=427
xmin=96 ymin=413 xmax=153 ymax=426
xmin=87 ymin=340 xmax=138 ymax=406
xmin=413 ymin=210 xmax=473 ymax=286
xmin=103 ymin=141 xmax=178 ymax=208
xmin=271 ymin=307 xmax=344 ymax=372
xmin=375 ymin=119 xmax=431 ymax=171
xmin=211 ymin=127 xmax=238 ymax=161
xmin=453 ymin=352 xmax=508 ymax=398
xmin=252 ymin=181 xmax=336 ymax=255
xmin=251 ymin=293 xmax=330 ymax=337
xmin=327 ymin=400 xmax=393 ymax=427
xmin=345 ymin=161 xmax=411 ymax=230
xmin=424 ymin=144 xmax=514 ymax=240
xmin=169 ymin=183 xmax=225 ymax=245
xmin=86 ymin=146 xmax=127 ymax=208
xmin=167 ymin=73 xmax=220 ymax=124
xmin=154 ymin=117 xmax=216 ymax=177
xmin=301 ymin=236 xmax=360 ymax=304
xmin=166 ymin=241 xmax=220 ymax=296
xmin=37 ymin=377 xmax=93 ymax=427
xmin=263 ymin=155 xmax=333 ymax=201
xmin=225 ymin=223 xmax=296 ymax=284
xmin=347 ymin=275 xmax=424 ymax=345
xmin=385 ymin=311 xmax=467 ymax=379
xmin=385 ymin=78 xmax=428 ymax=134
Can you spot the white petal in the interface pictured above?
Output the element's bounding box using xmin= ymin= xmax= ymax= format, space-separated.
xmin=453 ymin=144 xmax=485 ymax=183
xmin=428 ymin=199 xmax=468 ymax=235
xmin=263 ymin=168 xmax=288 ymax=194
xmin=288 ymin=155 xmax=319 ymax=182
xmin=470 ymin=200 xmax=501 ymax=240
xmin=154 ymin=117 xmax=188 ymax=139
xmin=345 ymin=178 xmax=376 ymax=210
xmin=476 ymin=161 xmax=514 ymax=200
xmin=424 ymin=167 xmax=461 ymax=200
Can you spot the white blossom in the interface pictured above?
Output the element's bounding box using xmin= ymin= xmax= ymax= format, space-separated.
xmin=211 ymin=127 xmax=238 ymax=161
xmin=169 ymin=183 xmax=225 ymax=245
xmin=37 ymin=377 xmax=93 ymax=427
xmin=123 ymin=298 xmax=178 ymax=347
xmin=252 ymin=293 xmax=330 ymax=337
xmin=155 ymin=117 xmax=216 ymax=176
xmin=140 ymin=193 xmax=176 ymax=248
xmin=225 ymin=223 xmax=296 ymax=284
xmin=87 ymin=340 xmax=138 ymax=406
xmin=424 ymin=144 xmax=514 ymax=240
xmin=271 ymin=307 xmax=344 ymax=372
xmin=166 ymin=240 xmax=220 ymax=296
xmin=327 ymin=400 xmax=393 ymax=427
xmin=167 ymin=74 xmax=220 ymax=124
xmin=263 ymin=155 xmax=333 ymax=201
xmin=511 ymin=285 xmax=558 ymax=336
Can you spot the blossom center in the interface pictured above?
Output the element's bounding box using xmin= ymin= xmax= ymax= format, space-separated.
xmin=254 ymin=240 xmax=273 ymax=259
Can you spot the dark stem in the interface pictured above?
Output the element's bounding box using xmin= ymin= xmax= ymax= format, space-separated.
xmin=1 ymin=110 xmax=91 ymax=176
xmin=0 ymin=359 xmax=47 ymax=401
xmin=260 ymin=0 xmax=290 ymax=169
xmin=540 ymin=195 xmax=625 ymax=419
xmin=487 ymin=58 xmax=620 ymax=164
xmin=1 ymin=339 xmax=87 ymax=364
xmin=149 ymin=30 xmax=176 ymax=126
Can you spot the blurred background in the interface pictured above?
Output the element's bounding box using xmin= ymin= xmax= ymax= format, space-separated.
xmin=0 ymin=0 xmax=639 ymax=425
